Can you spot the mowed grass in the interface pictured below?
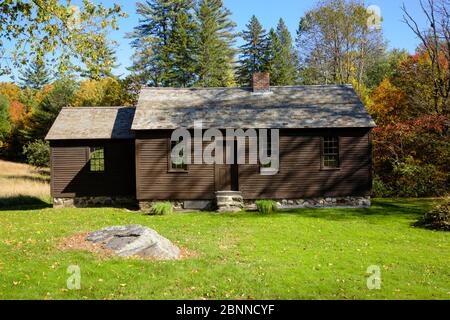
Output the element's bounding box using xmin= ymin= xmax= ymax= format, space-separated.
xmin=0 ymin=198 xmax=449 ymax=300
xmin=0 ymin=160 xmax=51 ymax=207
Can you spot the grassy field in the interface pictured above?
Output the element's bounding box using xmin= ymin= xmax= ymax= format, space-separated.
xmin=0 ymin=196 xmax=448 ymax=300
xmin=0 ymin=160 xmax=51 ymax=207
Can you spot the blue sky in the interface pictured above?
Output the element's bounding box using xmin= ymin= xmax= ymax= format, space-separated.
xmin=2 ymin=0 xmax=427 ymax=80
xmin=110 ymin=0 xmax=427 ymax=77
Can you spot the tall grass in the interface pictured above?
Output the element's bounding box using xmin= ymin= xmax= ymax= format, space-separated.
xmin=255 ymin=200 xmax=278 ymax=214
xmin=150 ymin=201 xmax=173 ymax=215
xmin=0 ymin=160 xmax=51 ymax=205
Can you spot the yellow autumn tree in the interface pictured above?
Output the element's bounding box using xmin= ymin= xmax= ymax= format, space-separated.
xmin=0 ymin=83 xmax=21 ymax=102
xmin=368 ymin=79 xmax=407 ymax=125
xmin=72 ymin=78 xmax=133 ymax=107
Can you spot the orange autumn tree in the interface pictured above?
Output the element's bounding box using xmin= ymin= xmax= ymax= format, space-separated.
xmin=393 ymin=52 xmax=443 ymax=116
xmin=8 ymin=101 xmax=25 ymax=124
xmin=0 ymin=83 xmax=26 ymax=125
xmin=368 ymin=79 xmax=407 ymax=125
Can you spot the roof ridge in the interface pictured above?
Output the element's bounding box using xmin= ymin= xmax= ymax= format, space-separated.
xmin=140 ymin=84 xmax=354 ymax=90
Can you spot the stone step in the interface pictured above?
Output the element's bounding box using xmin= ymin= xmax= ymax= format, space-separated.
xmin=216 ymin=196 xmax=243 ymax=203
xmin=215 ymin=191 xmax=243 ymax=197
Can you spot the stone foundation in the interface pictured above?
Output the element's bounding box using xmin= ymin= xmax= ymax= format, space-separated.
xmin=139 ymin=200 xmax=215 ymax=212
xmin=215 ymin=191 xmax=244 ymax=213
xmin=139 ymin=201 xmax=184 ymax=212
xmin=53 ymin=197 xmax=137 ymax=209
xmin=244 ymin=196 xmax=371 ymax=210
xmin=55 ymin=195 xmax=370 ymax=211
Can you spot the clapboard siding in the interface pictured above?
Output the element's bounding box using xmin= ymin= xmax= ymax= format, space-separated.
xmin=50 ymin=140 xmax=135 ymax=197
xmin=135 ymin=131 xmax=215 ymax=200
xmin=135 ymin=128 xmax=371 ymax=200
xmin=239 ymin=129 xmax=371 ymax=199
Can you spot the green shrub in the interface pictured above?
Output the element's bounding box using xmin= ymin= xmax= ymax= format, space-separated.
xmin=392 ymin=157 xmax=448 ymax=197
xmin=255 ymin=200 xmax=278 ymax=214
xmin=372 ymin=175 xmax=392 ymax=198
xmin=422 ymin=198 xmax=450 ymax=231
xmin=0 ymin=94 xmax=11 ymax=139
xmin=150 ymin=201 xmax=173 ymax=215
xmin=22 ymin=140 xmax=50 ymax=167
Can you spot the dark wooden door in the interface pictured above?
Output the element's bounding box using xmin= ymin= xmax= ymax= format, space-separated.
xmin=214 ymin=139 xmax=238 ymax=191
xmin=215 ymin=165 xmax=232 ymax=191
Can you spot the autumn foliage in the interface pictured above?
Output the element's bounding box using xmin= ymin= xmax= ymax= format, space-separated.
xmin=369 ymin=51 xmax=450 ymax=197
xmin=0 ymin=77 xmax=135 ymax=160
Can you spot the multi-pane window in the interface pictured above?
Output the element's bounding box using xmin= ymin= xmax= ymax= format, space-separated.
xmin=322 ymin=137 xmax=340 ymax=169
xmin=170 ymin=139 xmax=188 ymax=172
xmin=90 ymin=147 xmax=105 ymax=172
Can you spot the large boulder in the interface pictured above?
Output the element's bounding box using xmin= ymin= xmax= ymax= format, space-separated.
xmin=86 ymin=225 xmax=181 ymax=260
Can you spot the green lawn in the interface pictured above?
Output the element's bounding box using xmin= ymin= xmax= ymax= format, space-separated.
xmin=0 ymin=199 xmax=448 ymax=300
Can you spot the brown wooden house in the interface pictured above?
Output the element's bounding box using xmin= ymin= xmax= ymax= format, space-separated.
xmin=46 ymin=74 xmax=376 ymax=211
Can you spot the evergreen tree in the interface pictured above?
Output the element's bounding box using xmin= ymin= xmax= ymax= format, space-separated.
xmin=270 ymin=18 xmax=298 ymax=85
xmin=165 ymin=9 xmax=198 ymax=87
xmin=22 ymin=79 xmax=78 ymax=141
xmin=237 ymin=15 xmax=268 ymax=86
xmin=129 ymin=0 xmax=171 ymax=87
xmin=19 ymin=57 xmax=51 ymax=90
xmin=129 ymin=0 xmax=198 ymax=87
xmin=196 ymin=0 xmax=237 ymax=87
xmin=265 ymin=28 xmax=281 ymax=82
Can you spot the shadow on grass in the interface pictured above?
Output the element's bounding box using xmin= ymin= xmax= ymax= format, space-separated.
xmin=0 ymin=196 xmax=52 ymax=211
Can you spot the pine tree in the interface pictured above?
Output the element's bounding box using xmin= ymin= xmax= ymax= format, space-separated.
xmin=19 ymin=57 xmax=51 ymax=90
xmin=237 ymin=15 xmax=268 ymax=86
xmin=129 ymin=0 xmax=198 ymax=87
xmin=22 ymin=79 xmax=77 ymax=141
xmin=265 ymin=28 xmax=281 ymax=82
xmin=165 ymin=8 xmax=198 ymax=87
xmin=196 ymin=0 xmax=237 ymax=87
xmin=128 ymin=0 xmax=169 ymax=86
xmin=270 ymin=18 xmax=298 ymax=85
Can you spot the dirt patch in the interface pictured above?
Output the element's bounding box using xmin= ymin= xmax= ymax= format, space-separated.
xmin=178 ymin=247 xmax=198 ymax=259
xmin=58 ymin=233 xmax=197 ymax=260
xmin=58 ymin=233 xmax=114 ymax=259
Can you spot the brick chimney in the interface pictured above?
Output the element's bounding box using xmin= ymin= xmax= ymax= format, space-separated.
xmin=252 ymin=72 xmax=270 ymax=93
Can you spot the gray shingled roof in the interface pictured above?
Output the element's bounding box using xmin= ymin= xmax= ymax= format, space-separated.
xmin=132 ymin=85 xmax=376 ymax=130
xmin=45 ymin=107 xmax=135 ymax=140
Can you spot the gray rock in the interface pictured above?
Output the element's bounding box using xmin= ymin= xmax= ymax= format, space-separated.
xmin=86 ymin=225 xmax=181 ymax=260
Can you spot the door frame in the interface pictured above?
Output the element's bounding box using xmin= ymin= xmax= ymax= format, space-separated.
xmin=214 ymin=137 xmax=239 ymax=192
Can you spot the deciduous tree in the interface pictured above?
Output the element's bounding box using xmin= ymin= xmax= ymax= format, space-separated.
xmin=0 ymin=95 xmax=12 ymax=149
xmin=0 ymin=0 xmax=126 ymax=79
xmin=296 ymin=0 xmax=385 ymax=91
xmin=402 ymin=0 xmax=450 ymax=115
